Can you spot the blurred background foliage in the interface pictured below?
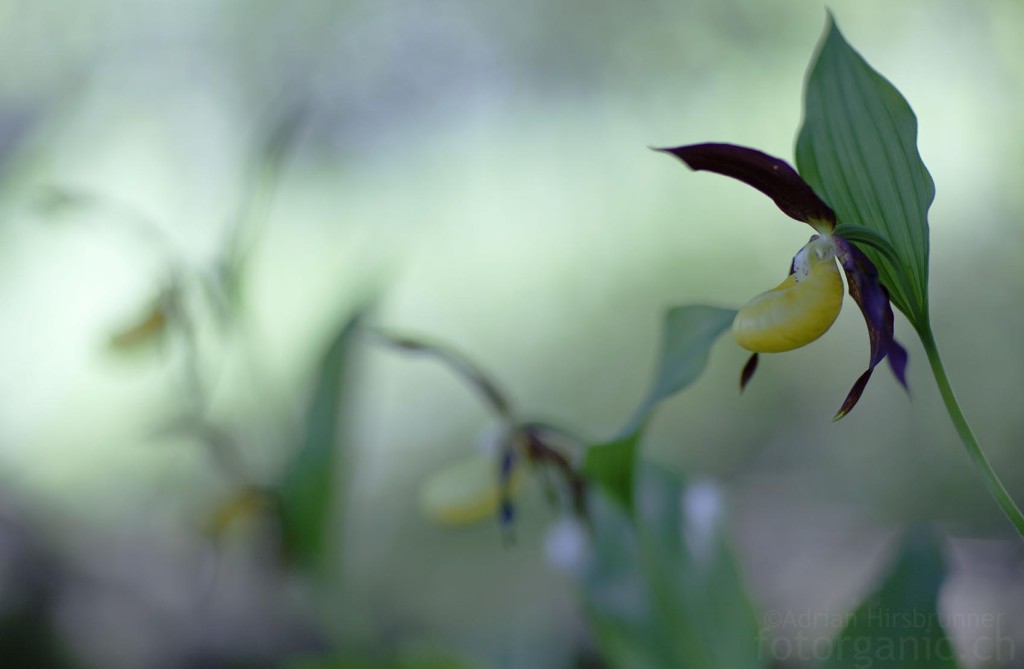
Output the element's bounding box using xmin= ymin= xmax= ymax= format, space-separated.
xmin=0 ymin=0 xmax=1022 ymax=667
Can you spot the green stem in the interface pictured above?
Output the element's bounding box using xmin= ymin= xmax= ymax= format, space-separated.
xmin=919 ymin=326 xmax=1024 ymax=538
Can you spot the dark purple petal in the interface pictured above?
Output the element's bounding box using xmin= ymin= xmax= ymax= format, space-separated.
xmin=498 ymin=449 xmax=517 ymax=541
xmin=500 ymin=449 xmax=517 ymax=481
xmin=657 ymin=143 xmax=836 ymax=227
xmin=887 ymin=340 xmax=909 ymax=390
xmin=832 ymin=236 xmax=909 ymax=419
xmin=834 ymin=237 xmax=890 ymax=368
xmin=500 ymin=500 xmax=515 ymax=524
xmin=499 ymin=500 xmax=516 ymax=546
xmin=740 ymin=353 xmax=759 ymax=393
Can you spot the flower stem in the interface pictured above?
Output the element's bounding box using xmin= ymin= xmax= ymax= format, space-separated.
xmin=919 ymin=326 xmax=1024 ymax=538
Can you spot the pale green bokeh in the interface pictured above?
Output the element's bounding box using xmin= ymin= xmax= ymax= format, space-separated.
xmin=0 ymin=1 xmax=1021 ymax=666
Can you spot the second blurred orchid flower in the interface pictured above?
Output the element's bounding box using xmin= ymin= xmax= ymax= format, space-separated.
xmin=375 ymin=330 xmax=587 ymax=534
xmin=659 ymin=143 xmax=908 ymax=419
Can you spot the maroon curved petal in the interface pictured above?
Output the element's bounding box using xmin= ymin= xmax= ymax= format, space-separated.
xmin=832 ymin=236 xmax=909 ymax=420
xmin=657 ymin=143 xmax=836 ymax=227
xmin=739 ymin=353 xmax=759 ymax=393
xmin=834 ymin=368 xmax=874 ymax=422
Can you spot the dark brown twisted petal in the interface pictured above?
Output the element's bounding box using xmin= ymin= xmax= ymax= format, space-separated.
xmin=657 ymin=143 xmax=836 ymax=228
xmin=739 ymin=353 xmax=759 ymax=393
xmin=832 ymin=236 xmax=908 ymax=420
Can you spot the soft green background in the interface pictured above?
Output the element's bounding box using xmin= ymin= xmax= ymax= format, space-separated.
xmin=0 ymin=1 xmax=1021 ymax=667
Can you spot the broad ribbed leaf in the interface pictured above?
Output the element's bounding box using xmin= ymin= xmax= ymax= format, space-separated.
xmin=279 ymin=313 xmax=361 ymax=570
xmin=820 ymin=528 xmax=958 ymax=668
xmin=796 ymin=17 xmax=934 ymax=329
xmin=584 ymin=305 xmax=736 ymax=510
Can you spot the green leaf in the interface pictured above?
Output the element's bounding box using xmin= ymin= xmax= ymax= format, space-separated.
xmin=618 ymin=305 xmax=737 ymax=438
xmin=820 ymin=527 xmax=959 ymax=668
xmin=285 ymin=657 xmax=465 ymax=669
xmin=796 ymin=16 xmax=934 ymax=329
xmin=582 ymin=432 xmax=642 ymax=513
xmin=279 ymin=312 xmax=361 ymax=571
xmin=583 ymin=306 xmax=736 ymax=510
xmin=580 ymin=485 xmax=671 ymax=669
xmin=580 ymin=463 xmax=764 ymax=669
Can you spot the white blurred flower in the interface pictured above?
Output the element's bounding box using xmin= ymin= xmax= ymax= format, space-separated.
xmin=682 ymin=479 xmax=724 ymax=567
xmin=544 ymin=516 xmax=590 ymax=575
